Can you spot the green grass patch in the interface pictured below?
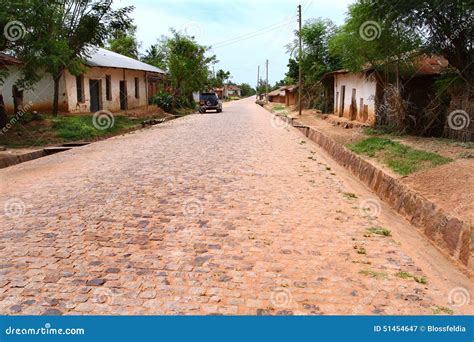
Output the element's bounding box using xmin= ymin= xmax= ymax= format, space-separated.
xmin=395 ymin=271 xmax=428 ymax=284
xmin=395 ymin=271 xmax=413 ymax=279
xmin=366 ymin=227 xmax=391 ymax=237
xmin=273 ymin=105 xmax=286 ymax=111
xmin=343 ymin=192 xmax=358 ymax=199
xmin=347 ymin=137 xmax=451 ymax=176
xmin=53 ymin=115 xmax=137 ymax=141
xmin=432 ymin=306 xmax=453 ymax=315
xmin=359 ymin=269 xmax=387 ymax=279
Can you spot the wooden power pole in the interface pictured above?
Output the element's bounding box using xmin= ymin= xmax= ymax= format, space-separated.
xmin=265 ymin=59 xmax=269 ymax=103
xmin=298 ymin=4 xmax=302 ymax=116
xmin=257 ymin=65 xmax=260 ymax=99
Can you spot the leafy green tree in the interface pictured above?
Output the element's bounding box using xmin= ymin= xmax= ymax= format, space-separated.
xmin=288 ymin=19 xmax=341 ymax=83
xmin=141 ymin=42 xmax=167 ymax=70
xmin=328 ymin=1 xmax=421 ymax=84
xmin=370 ymin=0 xmax=473 ymax=92
xmin=159 ymin=29 xmax=217 ymax=108
xmin=238 ymin=83 xmax=255 ymax=97
xmin=285 ymin=58 xmax=299 ymax=84
xmin=256 ymin=78 xmax=270 ymax=96
xmin=107 ymin=24 xmax=140 ymax=59
xmin=3 ymin=0 xmax=134 ymax=116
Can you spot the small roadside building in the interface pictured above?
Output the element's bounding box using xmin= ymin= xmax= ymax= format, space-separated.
xmin=225 ymin=85 xmax=241 ymax=97
xmin=284 ymin=85 xmax=298 ymax=106
xmin=268 ymin=85 xmax=298 ymax=106
xmin=267 ymin=87 xmax=286 ymax=104
xmin=0 ymin=47 xmax=166 ymax=114
xmin=213 ymin=87 xmax=224 ymax=99
xmin=325 ymin=55 xmax=449 ymax=126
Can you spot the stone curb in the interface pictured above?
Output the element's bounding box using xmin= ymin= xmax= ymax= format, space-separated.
xmin=276 ymin=113 xmax=472 ymax=275
xmin=0 ymin=150 xmax=46 ymax=169
xmin=0 ymin=114 xmax=179 ymax=170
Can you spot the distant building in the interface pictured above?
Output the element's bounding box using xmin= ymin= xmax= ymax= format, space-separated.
xmin=225 ymin=85 xmax=241 ymax=97
xmin=0 ymin=47 xmax=166 ymax=114
xmin=267 ymin=85 xmax=298 ymax=106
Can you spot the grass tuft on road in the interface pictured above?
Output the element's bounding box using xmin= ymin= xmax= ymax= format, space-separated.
xmin=347 ymin=137 xmax=451 ymax=176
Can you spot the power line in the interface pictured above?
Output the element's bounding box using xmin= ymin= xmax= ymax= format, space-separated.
xmin=211 ymin=21 xmax=294 ymax=49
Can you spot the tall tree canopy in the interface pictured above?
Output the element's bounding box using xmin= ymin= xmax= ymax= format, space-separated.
xmin=371 ymin=0 xmax=473 ymax=91
xmin=141 ymin=42 xmax=167 ymax=70
xmin=106 ymin=23 xmax=140 ymax=59
xmin=157 ymin=29 xmax=216 ymax=105
xmin=288 ymin=18 xmax=341 ymax=83
xmin=328 ymin=1 xmax=421 ymax=79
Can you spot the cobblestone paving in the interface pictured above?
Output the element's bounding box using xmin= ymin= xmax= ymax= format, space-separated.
xmin=0 ymin=98 xmax=471 ymax=315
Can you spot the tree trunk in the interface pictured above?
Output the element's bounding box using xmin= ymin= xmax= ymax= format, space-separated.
xmin=52 ymin=71 xmax=63 ymax=116
xmin=0 ymin=93 xmax=7 ymax=129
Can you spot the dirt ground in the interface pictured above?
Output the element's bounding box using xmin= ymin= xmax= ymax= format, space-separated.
xmin=266 ymin=103 xmax=474 ymax=226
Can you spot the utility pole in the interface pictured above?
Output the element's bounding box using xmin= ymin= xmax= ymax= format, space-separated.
xmin=297 ymin=4 xmax=302 ymax=116
xmin=256 ymin=65 xmax=260 ymax=99
xmin=265 ymin=59 xmax=269 ymax=104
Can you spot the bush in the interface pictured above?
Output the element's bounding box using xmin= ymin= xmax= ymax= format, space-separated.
xmin=150 ymin=92 xmax=195 ymax=113
xmin=151 ymin=92 xmax=173 ymax=112
xmin=175 ymin=95 xmax=195 ymax=110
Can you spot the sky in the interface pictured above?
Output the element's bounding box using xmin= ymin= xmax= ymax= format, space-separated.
xmin=114 ymin=0 xmax=355 ymax=87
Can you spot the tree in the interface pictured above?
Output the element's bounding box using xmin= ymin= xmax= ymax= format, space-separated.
xmin=285 ymin=58 xmax=299 ymax=84
xmin=371 ymin=0 xmax=473 ymax=93
xmin=238 ymin=83 xmax=255 ymax=97
xmin=106 ymin=23 xmax=140 ymax=59
xmin=288 ymin=18 xmax=342 ymax=83
xmin=328 ymin=1 xmax=421 ymax=82
xmin=159 ymin=29 xmax=217 ymax=107
xmin=256 ymin=78 xmax=270 ymax=95
xmin=141 ymin=42 xmax=167 ymax=70
xmin=215 ymin=69 xmax=231 ymax=86
xmin=4 ymin=0 xmax=133 ymax=116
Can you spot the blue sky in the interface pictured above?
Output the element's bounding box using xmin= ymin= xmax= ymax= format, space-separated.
xmin=114 ymin=0 xmax=355 ymax=87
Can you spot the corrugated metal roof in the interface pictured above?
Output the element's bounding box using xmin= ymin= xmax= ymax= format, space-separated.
xmin=0 ymin=53 xmax=22 ymax=65
xmin=84 ymin=47 xmax=165 ymax=74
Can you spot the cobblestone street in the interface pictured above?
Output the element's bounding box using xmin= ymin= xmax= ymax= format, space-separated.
xmin=0 ymin=97 xmax=472 ymax=315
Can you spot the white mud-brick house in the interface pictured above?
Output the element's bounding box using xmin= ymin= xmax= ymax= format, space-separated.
xmin=326 ymin=69 xmax=378 ymax=125
xmin=324 ymin=55 xmax=449 ymax=126
xmin=0 ymin=48 xmax=166 ymax=114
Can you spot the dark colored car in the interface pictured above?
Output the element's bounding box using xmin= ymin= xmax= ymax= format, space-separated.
xmin=199 ymin=93 xmax=222 ymax=113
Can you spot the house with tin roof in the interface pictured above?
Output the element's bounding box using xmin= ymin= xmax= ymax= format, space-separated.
xmin=0 ymin=47 xmax=166 ymax=114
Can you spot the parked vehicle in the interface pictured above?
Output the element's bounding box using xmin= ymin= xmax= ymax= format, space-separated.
xmin=199 ymin=93 xmax=222 ymax=113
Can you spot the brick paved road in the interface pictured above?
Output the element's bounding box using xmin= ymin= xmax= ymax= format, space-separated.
xmin=0 ymin=97 xmax=472 ymax=315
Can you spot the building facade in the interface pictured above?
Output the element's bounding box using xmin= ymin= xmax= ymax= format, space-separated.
xmin=0 ymin=47 xmax=166 ymax=114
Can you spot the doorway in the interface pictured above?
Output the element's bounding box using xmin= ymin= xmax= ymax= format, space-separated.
xmin=339 ymin=86 xmax=345 ymax=117
xmin=119 ymin=80 xmax=128 ymax=110
xmin=89 ymin=79 xmax=102 ymax=112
